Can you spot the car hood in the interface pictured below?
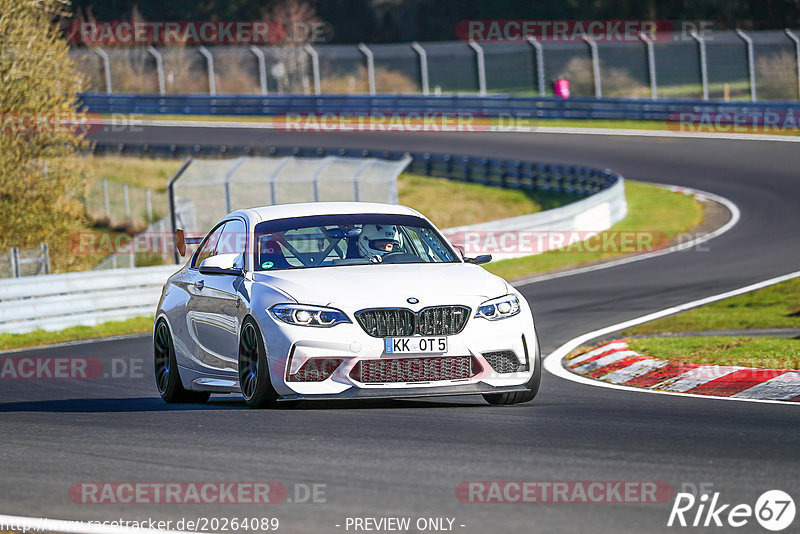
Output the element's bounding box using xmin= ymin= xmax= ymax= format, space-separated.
xmin=252 ymin=263 xmax=508 ymax=309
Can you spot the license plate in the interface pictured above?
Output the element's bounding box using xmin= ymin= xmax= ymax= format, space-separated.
xmin=384 ymin=336 xmax=448 ymax=354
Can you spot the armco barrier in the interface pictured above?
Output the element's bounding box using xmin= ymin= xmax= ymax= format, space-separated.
xmin=443 ymin=177 xmax=627 ymax=260
xmin=79 ymin=93 xmax=800 ymax=122
xmin=0 ymin=265 xmax=175 ymax=334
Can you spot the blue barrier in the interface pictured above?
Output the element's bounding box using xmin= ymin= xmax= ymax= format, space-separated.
xmin=80 ymin=93 xmax=800 ymax=122
xmin=91 ymin=142 xmax=621 ymax=198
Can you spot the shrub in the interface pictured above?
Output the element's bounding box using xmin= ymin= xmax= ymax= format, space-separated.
xmin=0 ymin=0 xmax=90 ymax=272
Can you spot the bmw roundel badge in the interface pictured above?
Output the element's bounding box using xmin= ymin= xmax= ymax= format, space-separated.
xmin=407 ymin=297 xmax=419 ymax=304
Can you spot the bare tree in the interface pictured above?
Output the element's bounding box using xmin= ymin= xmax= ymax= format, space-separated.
xmin=265 ymin=0 xmax=320 ymax=94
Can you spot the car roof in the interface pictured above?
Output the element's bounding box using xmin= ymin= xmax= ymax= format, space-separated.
xmin=232 ymin=202 xmax=425 ymax=224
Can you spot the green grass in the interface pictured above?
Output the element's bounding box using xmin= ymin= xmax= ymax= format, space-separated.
xmin=623 ymin=278 xmax=800 ymax=335
xmin=617 ymin=277 xmax=800 ymax=370
xmin=120 ymin=109 xmax=800 ymax=137
xmin=399 ymin=173 xmax=571 ymax=228
xmin=485 ymin=181 xmax=704 ymax=280
xmin=79 ymin=154 xmax=181 ymax=191
xmin=626 ymin=336 xmax=800 ymax=370
xmin=0 ymin=316 xmax=154 ymax=352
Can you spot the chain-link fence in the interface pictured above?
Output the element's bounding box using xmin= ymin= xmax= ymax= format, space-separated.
xmin=71 ymin=29 xmax=800 ymax=101
xmin=0 ymin=245 xmax=50 ymax=279
xmin=90 ymin=156 xmax=411 ymax=270
xmin=84 ymin=178 xmax=168 ymax=231
xmin=170 ymin=155 xmax=410 ymax=237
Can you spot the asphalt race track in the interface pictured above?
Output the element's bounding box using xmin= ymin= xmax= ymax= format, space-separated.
xmin=1 ymin=128 xmax=799 ymax=533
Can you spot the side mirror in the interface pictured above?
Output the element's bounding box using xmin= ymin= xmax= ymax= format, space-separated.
xmin=464 ymin=254 xmax=492 ymax=265
xmin=199 ymin=253 xmax=244 ymax=276
xmin=175 ymin=229 xmax=186 ymax=257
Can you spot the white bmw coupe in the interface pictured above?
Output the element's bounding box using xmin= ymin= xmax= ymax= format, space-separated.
xmin=154 ymin=202 xmax=541 ymax=408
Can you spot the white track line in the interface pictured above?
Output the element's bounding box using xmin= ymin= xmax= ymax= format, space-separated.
xmin=543 ymin=269 xmax=800 ymax=406
xmin=100 ymin=118 xmax=800 ymax=143
xmin=494 ymin=126 xmax=800 ymax=143
xmin=513 ymin=184 xmax=741 ymax=286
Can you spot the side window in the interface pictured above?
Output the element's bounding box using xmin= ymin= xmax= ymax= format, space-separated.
xmin=215 ymin=219 xmax=247 ymax=257
xmin=191 ymin=223 xmax=225 ymax=268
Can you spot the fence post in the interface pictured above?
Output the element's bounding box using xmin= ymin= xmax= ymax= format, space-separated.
xmin=785 ymin=29 xmax=800 ymax=101
xmin=41 ymin=243 xmax=50 ymax=275
xmin=526 ymin=37 xmax=546 ymax=96
xmin=310 ymin=157 xmax=335 ymax=202
xmin=198 ymin=46 xmax=216 ymax=96
xmin=411 ymin=42 xmax=430 ymax=96
xmin=167 ymin=157 xmax=194 ymax=264
xmin=358 ymin=43 xmax=376 ymax=95
xmin=147 ymin=46 xmax=166 ymax=96
xmin=123 ymin=183 xmax=131 ymax=221
xmin=352 ymin=160 xmax=371 ymax=202
xmin=93 ymin=47 xmax=112 ymax=94
xmin=689 ymin=30 xmax=709 ymax=100
xmin=267 ymin=158 xmax=290 ymax=205
xmin=10 ymin=248 xmax=20 ymax=278
xmin=146 ymin=188 xmax=153 ymax=223
xmin=581 ymin=33 xmax=602 ymax=98
xmin=102 ymin=179 xmax=110 ymax=219
xmin=304 ymin=44 xmax=321 ymax=95
xmin=249 ymin=46 xmax=268 ymax=95
xmin=736 ymin=29 xmax=757 ymax=102
xmin=223 ymin=157 xmax=247 ymax=214
xmin=638 ymin=31 xmax=658 ymax=99
xmin=467 ymin=40 xmax=487 ymax=96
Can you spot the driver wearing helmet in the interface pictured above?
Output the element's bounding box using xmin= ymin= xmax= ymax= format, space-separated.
xmin=357 ymin=224 xmax=402 ymax=263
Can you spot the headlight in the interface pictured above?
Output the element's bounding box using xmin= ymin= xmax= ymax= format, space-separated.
xmin=270 ymin=304 xmax=351 ymax=327
xmin=476 ymin=294 xmax=521 ymax=321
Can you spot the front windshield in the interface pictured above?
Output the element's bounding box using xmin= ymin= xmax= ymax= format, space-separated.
xmin=253 ymin=214 xmax=457 ymax=271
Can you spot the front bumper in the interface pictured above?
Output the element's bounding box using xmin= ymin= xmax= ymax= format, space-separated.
xmin=277 ymin=383 xmax=531 ymax=401
xmin=261 ymin=307 xmax=538 ymax=399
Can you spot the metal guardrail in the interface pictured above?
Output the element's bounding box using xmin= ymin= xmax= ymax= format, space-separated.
xmin=442 ymin=177 xmax=627 ymax=260
xmin=80 ymin=93 xmax=800 ymax=122
xmin=0 ymin=265 xmax=174 ymax=334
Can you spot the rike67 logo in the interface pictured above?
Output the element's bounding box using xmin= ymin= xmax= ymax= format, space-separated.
xmin=668 ymin=489 xmax=795 ymax=531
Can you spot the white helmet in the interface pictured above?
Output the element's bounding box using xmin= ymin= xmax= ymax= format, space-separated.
xmin=358 ymin=224 xmax=402 ymax=262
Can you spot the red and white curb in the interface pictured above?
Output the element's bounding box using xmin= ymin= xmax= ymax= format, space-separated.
xmin=568 ymin=340 xmax=800 ymax=402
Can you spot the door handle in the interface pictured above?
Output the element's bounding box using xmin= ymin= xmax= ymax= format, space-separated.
xmin=195 ymin=280 xmax=204 ymax=290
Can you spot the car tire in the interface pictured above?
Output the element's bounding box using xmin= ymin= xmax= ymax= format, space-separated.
xmin=482 ymin=337 xmax=542 ymax=406
xmin=238 ymin=317 xmax=280 ymax=409
xmin=154 ymin=319 xmax=211 ymax=404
